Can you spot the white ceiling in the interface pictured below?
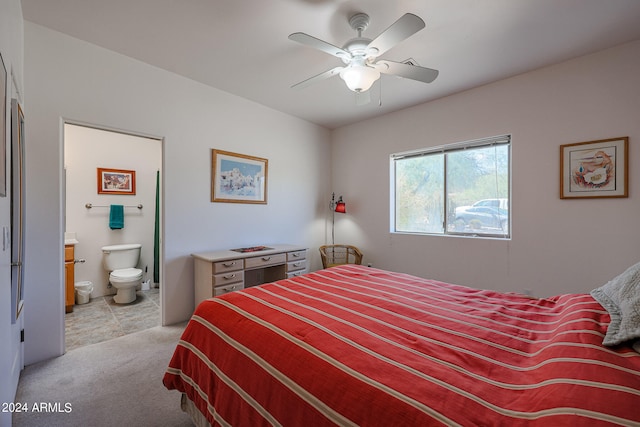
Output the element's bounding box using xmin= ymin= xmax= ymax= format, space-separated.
xmin=21 ymin=0 xmax=640 ymax=129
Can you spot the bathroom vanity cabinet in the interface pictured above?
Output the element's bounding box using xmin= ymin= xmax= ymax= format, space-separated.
xmin=192 ymin=244 xmax=308 ymax=308
xmin=64 ymin=244 xmax=75 ymax=313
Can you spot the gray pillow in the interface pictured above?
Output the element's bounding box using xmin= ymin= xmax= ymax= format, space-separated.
xmin=591 ymin=262 xmax=640 ymax=346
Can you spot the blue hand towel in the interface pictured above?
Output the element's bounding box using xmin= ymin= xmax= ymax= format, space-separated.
xmin=109 ymin=204 xmax=124 ymax=229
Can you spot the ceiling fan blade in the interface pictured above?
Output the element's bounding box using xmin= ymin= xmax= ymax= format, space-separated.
xmin=288 ymin=32 xmax=351 ymax=59
xmin=291 ymin=66 xmax=344 ymax=90
xmin=367 ymin=13 xmax=425 ymax=57
xmin=375 ymin=60 xmax=439 ymax=84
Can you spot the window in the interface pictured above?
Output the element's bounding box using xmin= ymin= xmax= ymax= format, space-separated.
xmin=391 ymin=135 xmax=510 ymax=238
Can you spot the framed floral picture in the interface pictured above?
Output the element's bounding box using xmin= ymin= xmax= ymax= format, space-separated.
xmin=97 ymin=168 xmax=136 ymax=195
xmin=212 ymin=149 xmax=268 ymax=204
xmin=560 ymin=137 xmax=628 ymax=199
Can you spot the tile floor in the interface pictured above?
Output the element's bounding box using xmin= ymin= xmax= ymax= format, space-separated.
xmin=64 ymin=288 xmax=160 ymax=352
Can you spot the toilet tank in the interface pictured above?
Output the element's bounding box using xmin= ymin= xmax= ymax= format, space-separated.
xmin=101 ymin=243 xmax=142 ymax=271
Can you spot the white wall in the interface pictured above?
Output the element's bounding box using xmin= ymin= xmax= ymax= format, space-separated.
xmin=24 ymin=22 xmax=331 ymax=364
xmin=332 ymin=40 xmax=640 ymax=297
xmin=22 ymin=14 xmax=639 ymax=367
xmin=0 ymin=0 xmax=23 ymax=423
xmin=65 ymin=124 xmax=162 ymax=297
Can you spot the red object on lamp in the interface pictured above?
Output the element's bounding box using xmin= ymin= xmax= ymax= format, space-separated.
xmin=335 ymin=197 xmax=346 ymax=213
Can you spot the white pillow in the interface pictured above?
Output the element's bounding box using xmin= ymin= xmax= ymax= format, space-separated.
xmin=590 ymin=262 xmax=640 ymax=346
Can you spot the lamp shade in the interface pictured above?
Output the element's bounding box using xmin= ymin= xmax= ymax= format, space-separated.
xmin=335 ymin=200 xmax=346 ymax=213
xmin=339 ymin=65 xmax=380 ymax=92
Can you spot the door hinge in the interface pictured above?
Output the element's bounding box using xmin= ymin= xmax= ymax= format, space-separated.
xmin=20 ymin=329 xmax=24 ymax=342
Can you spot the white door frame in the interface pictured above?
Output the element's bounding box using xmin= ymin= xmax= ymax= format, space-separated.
xmin=61 ymin=120 xmax=164 ymax=350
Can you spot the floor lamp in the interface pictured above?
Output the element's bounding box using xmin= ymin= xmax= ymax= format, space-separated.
xmin=330 ymin=192 xmax=346 ymax=244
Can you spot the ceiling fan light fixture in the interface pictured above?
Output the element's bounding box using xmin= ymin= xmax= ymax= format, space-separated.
xmin=339 ymin=64 xmax=380 ymax=92
xmin=290 ymin=13 xmax=437 ymax=94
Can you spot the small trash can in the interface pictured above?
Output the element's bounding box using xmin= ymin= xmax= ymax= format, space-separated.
xmin=75 ymin=281 xmax=93 ymax=305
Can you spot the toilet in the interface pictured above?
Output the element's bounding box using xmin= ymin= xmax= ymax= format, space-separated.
xmin=101 ymin=243 xmax=143 ymax=304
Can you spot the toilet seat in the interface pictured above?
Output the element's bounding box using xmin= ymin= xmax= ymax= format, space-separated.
xmin=110 ymin=268 xmax=143 ymax=283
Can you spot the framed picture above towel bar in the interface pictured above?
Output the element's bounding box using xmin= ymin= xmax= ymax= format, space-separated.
xmin=97 ymin=167 xmax=136 ymax=195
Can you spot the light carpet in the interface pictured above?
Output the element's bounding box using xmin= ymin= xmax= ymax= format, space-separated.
xmin=13 ymin=322 xmax=193 ymax=427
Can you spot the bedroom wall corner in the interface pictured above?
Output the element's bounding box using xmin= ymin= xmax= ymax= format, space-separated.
xmin=330 ymin=39 xmax=640 ymax=297
xmin=24 ymin=21 xmax=331 ymax=363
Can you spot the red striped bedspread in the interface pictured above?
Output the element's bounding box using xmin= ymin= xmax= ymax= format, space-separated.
xmin=163 ymin=265 xmax=640 ymax=426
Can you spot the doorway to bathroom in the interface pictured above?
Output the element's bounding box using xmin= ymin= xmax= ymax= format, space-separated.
xmin=63 ymin=123 xmax=163 ymax=351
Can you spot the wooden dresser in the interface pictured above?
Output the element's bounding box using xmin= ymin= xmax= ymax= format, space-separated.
xmin=192 ymin=244 xmax=308 ymax=307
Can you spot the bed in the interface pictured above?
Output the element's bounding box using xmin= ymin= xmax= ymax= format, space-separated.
xmin=163 ymin=264 xmax=640 ymax=426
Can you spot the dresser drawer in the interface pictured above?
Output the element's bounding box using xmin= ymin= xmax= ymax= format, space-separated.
xmin=286 ymin=259 xmax=307 ymax=272
xmin=245 ymin=253 xmax=286 ymax=270
xmin=214 ymin=282 xmax=244 ymax=297
xmin=286 ymin=250 xmax=307 ymax=261
xmin=213 ymin=259 xmax=243 ymax=273
xmin=287 ymin=270 xmax=306 ymax=279
xmin=213 ymin=270 xmax=244 ymax=287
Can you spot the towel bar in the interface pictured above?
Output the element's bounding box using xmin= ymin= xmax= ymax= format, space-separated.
xmin=85 ymin=203 xmax=143 ymax=209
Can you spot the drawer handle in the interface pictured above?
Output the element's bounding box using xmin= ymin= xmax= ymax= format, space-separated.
xmin=223 ymin=261 xmax=236 ymax=267
xmin=222 ymin=285 xmax=237 ymax=294
xmin=223 ymin=274 xmax=236 ymax=280
xmin=293 ymin=262 xmax=302 ymax=267
xmin=262 ymin=256 xmax=271 ymax=261
xmin=292 ymin=253 xmax=301 ymax=258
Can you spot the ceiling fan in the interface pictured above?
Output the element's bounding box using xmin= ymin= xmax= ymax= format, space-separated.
xmin=289 ymin=12 xmax=439 ymax=93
